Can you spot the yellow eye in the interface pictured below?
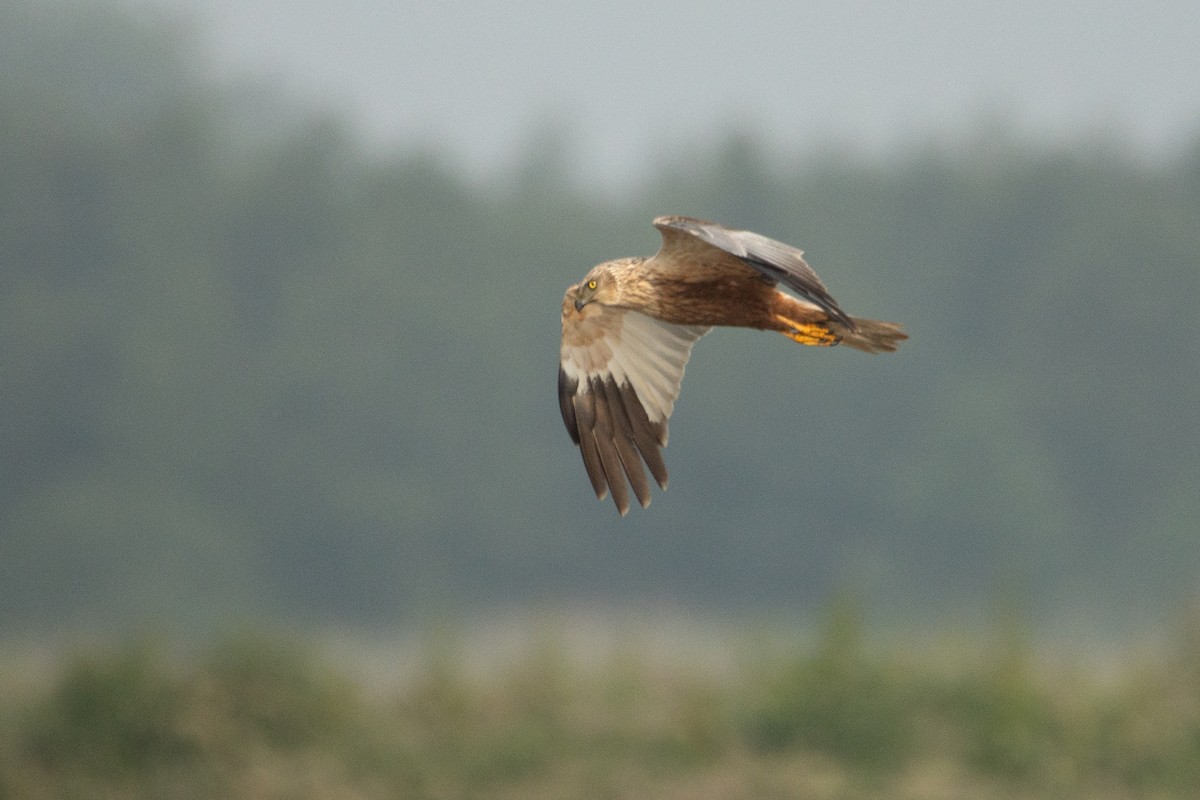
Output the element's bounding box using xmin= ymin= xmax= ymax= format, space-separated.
xmin=587 ymin=279 xmax=597 ymax=290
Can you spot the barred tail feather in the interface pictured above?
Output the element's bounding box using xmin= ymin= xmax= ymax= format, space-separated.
xmin=833 ymin=317 xmax=908 ymax=353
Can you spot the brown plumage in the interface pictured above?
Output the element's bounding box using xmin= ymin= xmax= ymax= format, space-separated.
xmin=559 ymin=215 xmax=907 ymax=515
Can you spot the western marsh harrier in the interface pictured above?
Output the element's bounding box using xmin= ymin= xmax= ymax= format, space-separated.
xmin=559 ymin=215 xmax=907 ymax=515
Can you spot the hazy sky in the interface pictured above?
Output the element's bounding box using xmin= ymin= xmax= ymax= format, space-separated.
xmin=132 ymin=0 xmax=1200 ymax=185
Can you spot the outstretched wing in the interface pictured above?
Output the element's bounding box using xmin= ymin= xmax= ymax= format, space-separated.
xmin=559 ymin=302 xmax=709 ymax=515
xmin=652 ymin=215 xmax=854 ymax=329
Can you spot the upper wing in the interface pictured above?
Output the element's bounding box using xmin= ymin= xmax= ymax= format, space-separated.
xmin=559 ymin=301 xmax=709 ymax=515
xmin=652 ymin=215 xmax=854 ymax=329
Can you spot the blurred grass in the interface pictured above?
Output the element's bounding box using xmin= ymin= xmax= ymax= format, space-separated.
xmin=3 ymin=609 xmax=1200 ymax=799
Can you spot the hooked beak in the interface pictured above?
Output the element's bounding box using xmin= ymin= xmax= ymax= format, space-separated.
xmin=573 ymin=296 xmax=586 ymax=312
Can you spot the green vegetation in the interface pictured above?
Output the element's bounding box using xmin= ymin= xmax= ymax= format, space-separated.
xmin=4 ymin=611 xmax=1200 ymax=799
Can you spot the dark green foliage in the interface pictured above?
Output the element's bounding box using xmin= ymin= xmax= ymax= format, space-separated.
xmin=744 ymin=597 xmax=914 ymax=771
xmin=946 ymin=625 xmax=1065 ymax=779
xmin=4 ymin=634 xmax=422 ymax=799
xmin=199 ymin=634 xmax=360 ymax=750
xmin=4 ymin=615 xmax=1200 ymax=799
xmin=23 ymin=642 xmax=194 ymax=777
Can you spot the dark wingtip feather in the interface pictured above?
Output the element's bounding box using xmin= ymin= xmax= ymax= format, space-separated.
xmin=616 ymin=381 xmax=669 ymax=490
xmin=589 ymin=376 xmax=631 ymax=515
xmin=557 ymin=367 xmax=580 ymax=444
xmin=600 ymin=378 xmax=652 ymax=510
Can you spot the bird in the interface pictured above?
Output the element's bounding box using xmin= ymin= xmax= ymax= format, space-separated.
xmin=558 ymin=215 xmax=907 ymax=515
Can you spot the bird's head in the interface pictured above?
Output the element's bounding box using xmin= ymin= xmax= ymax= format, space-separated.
xmin=570 ymin=264 xmax=619 ymax=312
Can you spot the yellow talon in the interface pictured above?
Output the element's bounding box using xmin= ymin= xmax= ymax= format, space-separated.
xmin=774 ymin=315 xmax=840 ymax=346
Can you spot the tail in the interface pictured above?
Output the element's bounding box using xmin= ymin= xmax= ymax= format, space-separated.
xmin=832 ymin=317 xmax=908 ymax=353
xmin=768 ymin=294 xmax=907 ymax=352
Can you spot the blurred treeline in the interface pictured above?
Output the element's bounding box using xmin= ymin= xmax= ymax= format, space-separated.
xmin=3 ymin=2 xmax=1200 ymax=634
xmin=5 ymin=608 xmax=1200 ymax=798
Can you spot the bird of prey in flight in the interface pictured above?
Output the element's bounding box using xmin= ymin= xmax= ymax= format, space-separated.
xmin=558 ymin=215 xmax=907 ymax=515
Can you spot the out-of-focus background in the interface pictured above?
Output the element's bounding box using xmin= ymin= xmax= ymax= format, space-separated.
xmin=3 ymin=1 xmax=1200 ymax=796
